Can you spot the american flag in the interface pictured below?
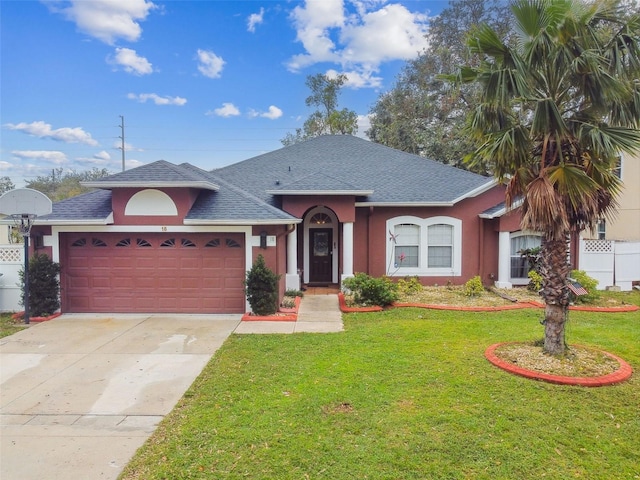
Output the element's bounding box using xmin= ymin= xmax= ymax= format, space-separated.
xmin=567 ymin=281 xmax=588 ymax=296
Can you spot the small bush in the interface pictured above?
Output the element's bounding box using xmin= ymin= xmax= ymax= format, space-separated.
xmin=19 ymin=253 xmax=60 ymax=317
xmin=343 ymin=273 xmax=399 ymax=307
xmin=397 ymin=276 xmax=422 ymax=296
xmin=244 ymin=255 xmax=281 ymax=316
xmin=284 ymin=289 xmax=304 ymax=298
xmin=463 ymin=275 xmax=484 ymax=297
xmin=570 ymin=270 xmax=599 ymax=304
xmin=528 ymin=270 xmax=543 ymax=292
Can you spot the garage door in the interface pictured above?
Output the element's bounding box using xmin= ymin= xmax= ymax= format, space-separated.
xmin=62 ymin=232 xmax=246 ymax=313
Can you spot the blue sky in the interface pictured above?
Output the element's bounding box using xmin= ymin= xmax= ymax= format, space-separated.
xmin=1 ymin=0 xmax=449 ymax=187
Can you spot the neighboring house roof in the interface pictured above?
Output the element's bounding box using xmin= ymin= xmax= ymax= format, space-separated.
xmin=215 ymin=135 xmax=496 ymax=206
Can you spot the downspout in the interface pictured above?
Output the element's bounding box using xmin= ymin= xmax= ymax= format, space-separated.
xmin=368 ymin=206 xmax=374 ymax=274
xmin=478 ymin=216 xmax=485 ymax=283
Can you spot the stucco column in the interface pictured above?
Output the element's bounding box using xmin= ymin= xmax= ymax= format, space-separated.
xmin=285 ymin=226 xmax=300 ymax=291
xmin=495 ymin=230 xmax=512 ymax=289
xmin=341 ymin=221 xmax=354 ymax=285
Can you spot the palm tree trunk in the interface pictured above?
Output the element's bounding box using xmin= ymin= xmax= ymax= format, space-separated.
xmin=539 ymin=235 xmax=571 ymax=355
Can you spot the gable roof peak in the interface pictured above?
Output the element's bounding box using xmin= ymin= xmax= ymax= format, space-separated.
xmin=81 ymin=160 xmax=219 ymax=191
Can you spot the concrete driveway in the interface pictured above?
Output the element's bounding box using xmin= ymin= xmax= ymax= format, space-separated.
xmin=0 ymin=313 xmax=241 ymax=479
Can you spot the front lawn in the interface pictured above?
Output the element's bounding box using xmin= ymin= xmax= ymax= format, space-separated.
xmin=120 ymin=304 xmax=639 ymax=480
xmin=0 ymin=312 xmax=25 ymax=338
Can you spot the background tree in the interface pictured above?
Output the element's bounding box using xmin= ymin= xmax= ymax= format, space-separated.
xmin=26 ymin=168 xmax=111 ymax=201
xmin=450 ymin=0 xmax=640 ymax=354
xmin=367 ymin=0 xmax=511 ymax=174
xmin=281 ymin=73 xmax=358 ymax=146
xmin=0 ymin=176 xmax=15 ymax=195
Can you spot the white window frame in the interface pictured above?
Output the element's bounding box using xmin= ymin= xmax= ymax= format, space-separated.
xmin=509 ymin=231 xmax=542 ymax=285
xmin=386 ymin=216 xmax=462 ymax=277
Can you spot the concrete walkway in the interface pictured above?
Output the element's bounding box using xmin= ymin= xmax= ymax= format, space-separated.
xmin=234 ymin=293 xmax=343 ymax=334
xmin=0 ymin=296 xmax=342 ymax=479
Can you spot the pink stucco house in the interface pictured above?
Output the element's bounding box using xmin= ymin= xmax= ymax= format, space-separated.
xmin=29 ymin=135 xmax=556 ymax=314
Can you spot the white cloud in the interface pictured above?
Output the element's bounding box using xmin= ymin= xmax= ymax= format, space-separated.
xmin=207 ymin=103 xmax=241 ymax=117
xmin=196 ymin=49 xmax=225 ymax=78
xmin=261 ymin=105 xmax=283 ymax=120
xmin=127 ymin=93 xmax=187 ymax=106
xmin=248 ymin=106 xmax=283 ymax=120
xmin=0 ymin=161 xmax=13 ymax=171
xmin=247 ymin=7 xmax=264 ymax=32
xmin=111 ymin=141 xmax=144 ymax=152
xmin=11 ymin=150 xmax=68 ymax=165
xmin=287 ymin=0 xmax=344 ymax=70
xmin=340 ymin=4 xmax=429 ymax=64
xmin=287 ymin=0 xmax=430 ymax=88
xmin=47 ymin=0 xmax=156 ymax=45
xmin=4 ymin=121 xmax=98 ymax=146
xmin=109 ymin=47 xmax=153 ymax=75
xmin=356 ymin=113 xmax=372 ymax=138
xmin=94 ymin=150 xmax=111 ymax=161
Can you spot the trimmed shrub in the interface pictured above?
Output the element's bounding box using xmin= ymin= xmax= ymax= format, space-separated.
xmin=397 ymin=276 xmax=423 ymax=296
xmin=463 ymin=275 xmax=484 ymax=297
xmin=19 ymin=253 xmax=60 ymax=317
xmin=528 ymin=270 xmax=543 ymax=292
xmin=343 ymin=273 xmax=399 ymax=307
xmin=570 ymin=270 xmax=599 ymax=304
xmin=244 ymin=255 xmax=281 ymax=316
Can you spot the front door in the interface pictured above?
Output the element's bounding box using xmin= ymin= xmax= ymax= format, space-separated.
xmin=309 ymin=228 xmax=332 ymax=284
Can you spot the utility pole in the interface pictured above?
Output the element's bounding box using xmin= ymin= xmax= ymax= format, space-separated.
xmin=118 ymin=115 xmax=125 ymax=172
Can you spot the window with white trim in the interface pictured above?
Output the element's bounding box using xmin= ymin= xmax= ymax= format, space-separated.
xmin=386 ymin=216 xmax=462 ymax=276
xmin=392 ymin=224 xmax=419 ymax=268
xmin=427 ymin=224 xmax=453 ymax=268
xmin=510 ymin=233 xmax=541 ymax=281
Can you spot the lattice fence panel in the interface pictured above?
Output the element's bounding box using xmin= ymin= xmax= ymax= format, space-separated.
xmin=0 ymin=246 xmax=22 ymax=263
xmin=582 ymin=239 xmax=613 ymax=253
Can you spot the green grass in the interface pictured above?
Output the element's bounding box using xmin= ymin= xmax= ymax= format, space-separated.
xmin=0 ymin=312 xmax=25 ymax=338
xmin=120 ymin=298 xmax=639 ymax=480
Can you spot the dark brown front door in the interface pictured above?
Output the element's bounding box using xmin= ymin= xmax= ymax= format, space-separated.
xmin=309 ymin=228 xmax=332 ymax=284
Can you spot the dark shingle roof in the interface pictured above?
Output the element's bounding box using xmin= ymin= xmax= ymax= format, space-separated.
xmin=185 ymin=173 xmax=297 ymax=224
xmin=82 ymin=160 xmax=219 ymax=190
xmin=39 ymin=189 xmax=113 ymax=223
xmin=215 ymin=135 xmax=495 ymax=205
xmin=45 ymin=136 xmax=497 ymax=224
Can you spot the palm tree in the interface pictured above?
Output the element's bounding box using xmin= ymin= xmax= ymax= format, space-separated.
xmin=452 ymin=0 xmax=640 ymax=354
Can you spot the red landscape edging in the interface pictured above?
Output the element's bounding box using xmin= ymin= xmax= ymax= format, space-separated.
xmin=241 ymin=295 xmax=301 ymax=322
xmin=11 ymin=311 xmax=62 ymax=323
xmin=485 ymin=342 xmax=634 ymax=387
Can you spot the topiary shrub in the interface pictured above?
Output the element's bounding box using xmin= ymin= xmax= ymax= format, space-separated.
xmin=19 ymin=253 xmax=60 ymax=317
xmin=570 ymin=270 xmax=599 ymax=304
xmin=244 ymin=254 xmax=281 ymax=316
xmin=463 ymin=275 xmax=484 ymax=297
xmin=343 ymin=273 xmax=399 ymax=307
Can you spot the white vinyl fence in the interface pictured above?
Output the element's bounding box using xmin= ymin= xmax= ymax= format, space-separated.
xmin=579 ymin=239 xmax=640 ymax=291
xmin=0 ymin=244 xmax=23 ymax=312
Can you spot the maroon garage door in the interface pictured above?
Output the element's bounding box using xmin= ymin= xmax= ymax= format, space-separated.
xmin=62 ymin=232 xmax=245 ymax=313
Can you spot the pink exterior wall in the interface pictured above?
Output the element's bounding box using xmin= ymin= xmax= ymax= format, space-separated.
xmin=111 ymin=188 xmax=200 ymax=225
xmin=282 ymin=195 xmax=355 ymax=222
xmin=251 ymin=224 xmax=290 ymax=299
xmin=355 ymin=186 xmax=510 ymax=286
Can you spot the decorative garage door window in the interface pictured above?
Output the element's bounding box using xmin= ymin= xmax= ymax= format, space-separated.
xmin=386 ymin=215 xmax=462 ymax=277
